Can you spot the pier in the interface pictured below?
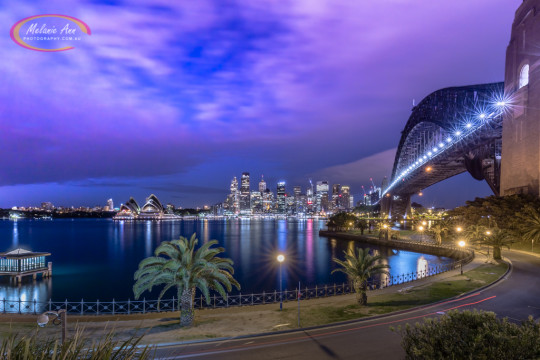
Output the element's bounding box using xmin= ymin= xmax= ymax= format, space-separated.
xmin=0 ymin=248 xmax=52 ymax=283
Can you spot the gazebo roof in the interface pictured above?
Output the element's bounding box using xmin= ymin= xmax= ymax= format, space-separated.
xmin=0 ymin=248 xmax=50 ymax=259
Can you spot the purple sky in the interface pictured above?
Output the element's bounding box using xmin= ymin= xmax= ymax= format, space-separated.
xmin=0 ymin=0 xmax=521 ymax=208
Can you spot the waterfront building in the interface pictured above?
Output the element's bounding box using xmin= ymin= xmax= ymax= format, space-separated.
xmin=240 ymin=172 xmax=251 ymax=214
xmin=0 ymin=248 xmax=52 ymax=283
xmin=114 ymin=194 xmax=180 ymax=220
xmin=106 ymin=198 xmax=114 ymax=211
xmin=277 ymin=181 xmax=286 ymax=214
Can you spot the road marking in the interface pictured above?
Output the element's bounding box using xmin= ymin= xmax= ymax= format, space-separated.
xmin=157 ymin=295 xmax=496 ymax=359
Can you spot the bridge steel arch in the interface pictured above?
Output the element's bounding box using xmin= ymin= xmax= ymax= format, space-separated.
xmin=382 ymin=82 xmax=505 ymax=218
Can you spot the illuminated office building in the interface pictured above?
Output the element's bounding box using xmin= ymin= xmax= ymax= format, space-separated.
xmin=277 ymin=181 xmax=286 ymax=214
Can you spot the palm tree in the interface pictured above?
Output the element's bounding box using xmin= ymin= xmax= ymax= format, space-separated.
xmin=480 ymin=228 xmax=514 ymax=260
xmin=332 ymin=247 xmax=390 ymax=305
xmin=133 ymin=233 xmax=240 ymax=326
xmin=464 ymin=224 xmax=488 ymax=244
xmin=518 ymin=206 xmax=540 ymax=252
xmin=428 ymin=222 xmax=448 ymax=245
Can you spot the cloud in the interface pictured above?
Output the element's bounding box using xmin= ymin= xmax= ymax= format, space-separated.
xmin=312 ymin=149 xmax=396 ymax=189
xmin=0 ymin=0 xmax=520 ymax=206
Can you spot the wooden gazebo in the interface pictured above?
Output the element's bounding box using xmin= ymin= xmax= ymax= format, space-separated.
xmin=0 ymin=248 xmax=51 ymax=283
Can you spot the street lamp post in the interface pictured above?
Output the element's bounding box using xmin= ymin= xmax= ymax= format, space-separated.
xmin=418 ymin=225 xmax=424 ymax=242
xmin=37 ymin=309 xmax=67 ymax=344
xmin=277 ymin=254 xmax=285 ymax=311
xmin=458 ymin=240 xmax=466 ymax=275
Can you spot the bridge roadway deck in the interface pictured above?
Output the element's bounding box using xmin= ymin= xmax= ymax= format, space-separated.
xmin=153 ymin=250 xmax=539 ymax=359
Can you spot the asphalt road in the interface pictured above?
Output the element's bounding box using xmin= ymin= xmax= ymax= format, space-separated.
xmin=153 ymin=250 xmax=540 ymax=360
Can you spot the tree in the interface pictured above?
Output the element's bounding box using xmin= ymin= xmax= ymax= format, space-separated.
xmin=447 ymin=194 xmax=540 ymax=231
xmin=356 ymin=219 xmax=368 ymax=235
xmin=326 ymin=212 xmax=358 ymax=231
xmin=464 ymin=223 xmax=488 ymax=244
xmin=480 ymin=228 xmax=515 ymax=260
xmin=427 ymin=222 xmax=448 ymax=245
xmin=396 ymin=310 xmax=540 ymax=360
xmin=517 ymin=205 xmax=540 ymax=252
xmin=332 ymin=247 xmax=390 ymax=305
xmin=133 ymin=233 xmax=240 ymax=326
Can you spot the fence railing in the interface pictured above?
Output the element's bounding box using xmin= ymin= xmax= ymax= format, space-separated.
xmin=0 ymin=251 xmax=473 ymax=315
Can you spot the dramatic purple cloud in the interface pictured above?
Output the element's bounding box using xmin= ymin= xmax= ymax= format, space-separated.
xmin=0 ymin=0 xmax=520 ymax=208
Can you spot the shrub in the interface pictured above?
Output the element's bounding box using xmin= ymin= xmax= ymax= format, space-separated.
xmin=396 ymin=310 xmax=540 ymax=360
xmin=0 ymin=328 xmax=153 ymax=359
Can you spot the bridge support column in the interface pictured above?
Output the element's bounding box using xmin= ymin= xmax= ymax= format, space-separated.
xmin=501 ymin=0 xmax=540 ymax=197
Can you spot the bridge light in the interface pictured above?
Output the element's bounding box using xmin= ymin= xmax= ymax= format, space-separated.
xmin=425 ymin=166 xmax=432 ymax=173
xmin=455 ymin=131 xmax=462 ymax=136
xmin=427 ymin=152 xmax=432 ymax=156
xmin=496 ymin=101 xmax=506 ymax=107
xmin=439 ymin=143 xmax=444 ymax=148
xmin=432 ymin=148 xmax=438 ymax=152
xmin=423 ymin=156 xmax=427 ymax=159
xmin=466 ymin=123 xmax=472 ymax=128
xmin=446 ymin=137 xmax=452 ymax=142
xmin=479 ymin=113 xmax=486 ymax=119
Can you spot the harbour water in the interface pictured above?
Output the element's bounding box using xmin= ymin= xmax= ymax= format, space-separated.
xmin=0 ymin=219 xmax=453 ymax=302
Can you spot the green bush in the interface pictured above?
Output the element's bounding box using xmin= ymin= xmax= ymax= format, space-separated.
xmin=396 ymin=310 xmax=540 ymax=360
xmin=0 ymin=328 xmax=153 ymax=359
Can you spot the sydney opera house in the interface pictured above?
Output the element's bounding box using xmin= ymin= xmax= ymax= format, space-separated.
xmin=113 ymin=194 xmax=180 ymax=221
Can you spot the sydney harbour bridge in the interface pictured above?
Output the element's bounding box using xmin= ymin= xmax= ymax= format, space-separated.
xmin=380 ymin=82 xmax=508 ymax=218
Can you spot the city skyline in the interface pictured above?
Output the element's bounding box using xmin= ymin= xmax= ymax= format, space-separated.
xmin=1 ymin=0 xmax=519 ymax=209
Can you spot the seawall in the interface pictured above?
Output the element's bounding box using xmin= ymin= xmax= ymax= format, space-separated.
xmin=319 ymin=231 xmax=471 ymax=260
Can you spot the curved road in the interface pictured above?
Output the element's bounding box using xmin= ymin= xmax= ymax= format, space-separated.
xmin=154 ymin=251 xmax=540 ymax=359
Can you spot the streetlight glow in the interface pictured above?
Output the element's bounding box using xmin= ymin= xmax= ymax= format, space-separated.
xmin=456 ymin=226 xmax=462 ymax=232
xmin=458 ymin=240 xmax=466 ymax=248
xmin=277 ymin=254 xmax=285 ymax=263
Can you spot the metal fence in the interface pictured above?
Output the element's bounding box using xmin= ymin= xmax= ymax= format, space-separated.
xmin=0 ymin=251 xmax=473 ymax=315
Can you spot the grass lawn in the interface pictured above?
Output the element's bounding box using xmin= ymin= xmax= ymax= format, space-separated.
xmin=509 ymin=241 xmax=540 ymax=255
xmin=279 ymin=261 xmax=507 ymax=328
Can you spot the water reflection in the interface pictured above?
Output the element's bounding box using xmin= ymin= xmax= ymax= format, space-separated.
xmin=12 ymin=221 xmax=18 ymax=248
xmin=0 ymin=219 xmax=454 ymax=302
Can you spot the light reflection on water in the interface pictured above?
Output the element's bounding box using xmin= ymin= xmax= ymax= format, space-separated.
xmin=0 ymin=219 xmax=454 ymax=303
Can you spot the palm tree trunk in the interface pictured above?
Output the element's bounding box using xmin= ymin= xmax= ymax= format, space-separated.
xmin=355 ymin=281 xmax=368 ymax=306
xmin=180 ymin=288 xmax=194 ymax=326
xmin=493 ymin=246 xmax=502 ymax=260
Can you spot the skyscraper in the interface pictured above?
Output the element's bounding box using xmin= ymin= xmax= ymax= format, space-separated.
xmin=316 ymin=181 xmax=329 ymax=213
xmin=107 ymin=198 xmax=114 ymax=211
xmin=341 ymin=185 xmax=350 ymax=210
xmin=240 ymin=172 xmax=251 ymax=214
xmin=259 ymin=176 xmax=267 ymax=193
xmin=277 ymin=181 xmax=286 ymax=214
xmin=332 ymin=184 xmax=341 ymax=211
xmin=228 ymin=177 xmax=239 ymax=214
xmin=306 ymin=180 xmax=314 ymax=214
